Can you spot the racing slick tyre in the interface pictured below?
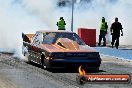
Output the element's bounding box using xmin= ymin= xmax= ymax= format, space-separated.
xmin=41 ymin=54 xmax=47 ymax=70
xmin=91 ymin=67 xmax=99 ymax=72
xmin=85 ymin=67 xmax=99 ymax=72
xmin=95 ymin=67 xmax=99 ymax=71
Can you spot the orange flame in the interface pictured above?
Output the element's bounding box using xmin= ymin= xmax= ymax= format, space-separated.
xmin=78 ymin=65 xmax=86 ymax=76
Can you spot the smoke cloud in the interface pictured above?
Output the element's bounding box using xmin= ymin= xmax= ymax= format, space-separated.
xmin=0 ymin=0 xmax=46 ymax=58
xmin=19 ymin=0 xmax=132 ymax=45
xmin=0 ymin=0 xmax=132 ymax=58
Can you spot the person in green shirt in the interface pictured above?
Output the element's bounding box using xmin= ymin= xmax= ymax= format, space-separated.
xmin=57 ymin=17 xmax=66 ymax=30
xmin=98 ymin=17 xmax=108 ymax=46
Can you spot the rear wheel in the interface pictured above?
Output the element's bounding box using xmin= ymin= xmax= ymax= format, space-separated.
xmin=41 ymin=54 xmax=47 ymax=69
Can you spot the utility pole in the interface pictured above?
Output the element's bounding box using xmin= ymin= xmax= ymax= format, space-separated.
xmin=71 ymin=0 xmax=74 ymax=32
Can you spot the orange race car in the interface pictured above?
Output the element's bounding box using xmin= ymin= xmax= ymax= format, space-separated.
xmin=22 ymin=30 xmax=101 ymax=70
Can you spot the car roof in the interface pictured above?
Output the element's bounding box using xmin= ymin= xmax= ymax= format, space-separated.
xmin=36 ymin=30 xmax=74 ymax=33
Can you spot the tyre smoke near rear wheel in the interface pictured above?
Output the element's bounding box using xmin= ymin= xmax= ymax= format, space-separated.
xmin=22 ymin=46 xmax=30 ymax=63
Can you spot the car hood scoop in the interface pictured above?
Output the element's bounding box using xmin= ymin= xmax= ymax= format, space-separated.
xmin=55 ymin=38 xmax=79 ymax=50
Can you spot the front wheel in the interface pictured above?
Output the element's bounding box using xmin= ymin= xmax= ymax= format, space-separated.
xmin=41 ymin=54 xmax=47 ymax=69
xmin=95 ymin=67 xmax=99 ymax=71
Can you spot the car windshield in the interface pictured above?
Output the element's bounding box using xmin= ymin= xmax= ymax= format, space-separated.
xmin=43 ymin=32 xmax=86 ymax=45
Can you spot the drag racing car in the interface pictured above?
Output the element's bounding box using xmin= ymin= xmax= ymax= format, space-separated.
xmin=22 ymin=30 xmax=101 ymax=70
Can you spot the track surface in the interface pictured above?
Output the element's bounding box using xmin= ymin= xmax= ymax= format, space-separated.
xmin=0 ymin=53 xmax=132 ymax=88
xmin=95 ymin=46 xmax=132 ymax=60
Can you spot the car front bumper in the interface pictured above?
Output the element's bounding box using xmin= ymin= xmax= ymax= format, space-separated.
xmin=45 ymin=58 xmax=101 ymax=69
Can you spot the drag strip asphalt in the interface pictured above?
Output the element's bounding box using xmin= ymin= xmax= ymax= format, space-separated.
xmin=0 ymin=52 xmax=132 ymax=88
xmin=94 ymin=46 xmax=132 ymax=60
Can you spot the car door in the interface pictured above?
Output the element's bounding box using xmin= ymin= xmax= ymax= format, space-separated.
xmin=30 ymin=32 xmax=43 ymax=64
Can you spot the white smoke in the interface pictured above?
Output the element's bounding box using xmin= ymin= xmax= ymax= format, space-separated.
xmin=0 ymin=0 xmax=132 ymax=58
xmin=73 ymin=0 xmax=132 ymax=45
xmin=19 ymin=0 xmax=72 ymax=30
xmin=19 ymin=0 xmax=132 ymax=45
xmin=0 ymin=0 xmax=47 ymax=58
